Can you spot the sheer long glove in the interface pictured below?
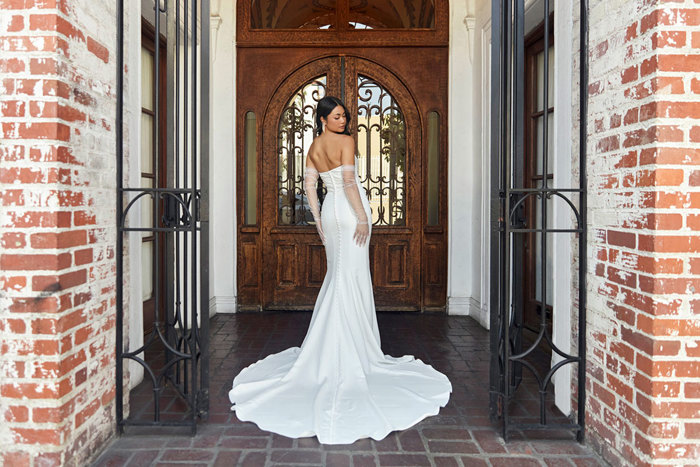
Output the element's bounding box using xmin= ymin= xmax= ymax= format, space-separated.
xmin=304 ymin=167 xmax=325 ymax=244
xmin=341 ymin=165 xmax=370 ymax=246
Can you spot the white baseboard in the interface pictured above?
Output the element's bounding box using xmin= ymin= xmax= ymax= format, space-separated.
xmin=468 ymin=297 xmax=490 ymax=330
xmin=476 ymin=299 xmax=490 ymax=330
xmin=447 ymin=296 xmax=470 ymax=315
xmin=448 ymin=296 xmax=489 ymax=329
xmin=209 ymin=295 xmax=237 ymax=316
xmin=468 ymin=297 xmax=481 ymax=317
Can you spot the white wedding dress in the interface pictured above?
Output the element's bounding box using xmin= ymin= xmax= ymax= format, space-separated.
xmin=228 ymin=161 xmax=452 ymax=445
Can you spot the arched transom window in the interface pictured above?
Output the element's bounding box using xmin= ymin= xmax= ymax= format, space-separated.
xmin=251 ymin=0 xmax=435 ymax=29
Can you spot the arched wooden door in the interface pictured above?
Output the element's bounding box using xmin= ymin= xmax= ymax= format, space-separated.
xmin=261 ymin=56 xmax=421 ymax=310
xmin=235 ymin=0 xmax=449 ymax=312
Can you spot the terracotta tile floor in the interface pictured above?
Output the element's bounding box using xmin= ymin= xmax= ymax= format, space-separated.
xmin=92 ymin=312 xmax=606 ymax=466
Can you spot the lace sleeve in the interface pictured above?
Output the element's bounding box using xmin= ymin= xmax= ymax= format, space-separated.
xmin=304 ymin=167 xmax=325 ymax=244
xmin=341 ymin=164 xmax=369 ymax=225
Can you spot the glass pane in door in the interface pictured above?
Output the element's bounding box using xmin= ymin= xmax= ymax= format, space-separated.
xmin=244 ymin=112 xmax=257 ymax=225
xmin=142 ymin=241 xmax=153 ymax=301
xmin=141 ymin=49 xmax=154 ymax=111
xmin=356 ymin=75 xmax=406 ymax=226
xmin=349 ymin=0 xmax=435 ymax=28
xmin=141 ymin=113 xmax=154 ymax=173
xmin=251 ymin=0 xmax=337 ymax=29
xmin=278 ymin=76 xmax=327 ymax=225
xmin=427 ymin=111 xmax=440 ymax=225
xmin=535 ymin=46 xmax=555 ymax=113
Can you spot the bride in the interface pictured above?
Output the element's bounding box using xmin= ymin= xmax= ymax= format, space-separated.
xmin=228 ymin=96 xmax=452 ymax=445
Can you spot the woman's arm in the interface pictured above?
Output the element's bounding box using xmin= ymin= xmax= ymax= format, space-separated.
xmin=339 ymin=137 xmax=369 ymax=246
xmin=304 ymin=157 xmax=325 ymax=244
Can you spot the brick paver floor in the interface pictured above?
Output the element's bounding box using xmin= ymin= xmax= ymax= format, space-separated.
xmin=92 ymin=312 xmax=606 ymax=466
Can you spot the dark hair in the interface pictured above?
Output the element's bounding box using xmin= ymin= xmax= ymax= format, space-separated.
xmin=315 ymin=96 xmax=351 ymax=136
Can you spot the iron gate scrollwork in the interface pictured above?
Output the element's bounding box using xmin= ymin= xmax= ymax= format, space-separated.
xmin=116 ymin=0 xmax=210 ymax=432
xmin=489 ymin=0 xmax=588 ymax=441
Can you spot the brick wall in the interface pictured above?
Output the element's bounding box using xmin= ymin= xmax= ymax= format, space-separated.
xmin=586 ymin=0 xmax=700 ymax=464
xmin=2 ymin=0 xmax=700 ymax=465
xmin=0 ymin=0 xmax=120 ymax=465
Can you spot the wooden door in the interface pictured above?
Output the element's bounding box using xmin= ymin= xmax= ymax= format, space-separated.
xmin=261 ymin=57 xmax=340 ymax=309
xmin=235 ymin=1 xmax=449 ymax=312
xmin=261 ymin=56 xmax=421 ymax=310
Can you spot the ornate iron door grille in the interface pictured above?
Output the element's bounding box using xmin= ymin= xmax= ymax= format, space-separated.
xmin=356 ymin=75 xmax=407 ymax=227
xmin=488 ymin=0 xmax=588 ymax=441
xmin=277 ymin=76 xmax=327 ymax=226
xmin=116 ymin=0 xmax=210 ymax=432
xmin=274 ymin=68 xmax=408 ymax=229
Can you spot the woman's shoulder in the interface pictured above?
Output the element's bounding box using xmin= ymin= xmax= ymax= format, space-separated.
xmin=335 ymin=133 xmax=355 ymax=147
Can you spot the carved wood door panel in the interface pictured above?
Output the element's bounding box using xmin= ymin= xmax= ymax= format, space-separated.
xmin=261 ymin=56 xmax=421 ymax=310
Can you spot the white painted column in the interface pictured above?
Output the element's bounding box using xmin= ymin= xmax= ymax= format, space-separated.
xmin=475 ymin=0 xmax=492 ymax=329
xmin=208 ymin=0 xmax=237 ymax=315
xmin=448 ymin=0 xmax=480 ymax=317
xmin=127 ymin=0 xmax=144 ymax=389
xmin=551 ymin=0 xmax=574 ymax=416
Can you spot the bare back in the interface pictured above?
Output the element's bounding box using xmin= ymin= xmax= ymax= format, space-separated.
xmin=306 ymin=132 xmax=355 ymax=172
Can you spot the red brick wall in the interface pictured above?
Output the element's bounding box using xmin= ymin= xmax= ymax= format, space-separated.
xmin=586 ymin=0 xmax=700 ymax=464
xmin=0 ymin=0 xmax=117 ymax=465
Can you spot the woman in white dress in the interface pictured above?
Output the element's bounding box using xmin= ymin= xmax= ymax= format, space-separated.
xmin=228 ymin=96 xmax=452 ymax=445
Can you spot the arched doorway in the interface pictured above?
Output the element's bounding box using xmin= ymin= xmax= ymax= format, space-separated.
xmin=262 ymin=56 xmax=421 ymax=309
xmin=236 ymin=0 xmax=449 ymax=311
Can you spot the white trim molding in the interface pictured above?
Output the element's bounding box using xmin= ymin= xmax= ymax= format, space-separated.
xmin=479 ymin=19 xmax=492 ymax=333
xmin=477 ymin=297 xmax=489 ymax=330
xmin=210 ymin=15 xmax=223 ymax=60
xmin=209 ymin=295 xmax=237 ymax=316
xmin=468 ymin=297 xmax=482 ymax=320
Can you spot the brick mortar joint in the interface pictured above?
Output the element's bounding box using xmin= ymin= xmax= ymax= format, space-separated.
xmin=586 ymin=278 xmax=698 ymax=309
xmin=588 ymin=115 xmax=699 ymax=128
xmin=587 ymin=318 xmax=698 ymax=343
xmin=589 ymin=110 xmax=700 ymax=126
xmin=588 ymin=43 xmax=699 ymax=76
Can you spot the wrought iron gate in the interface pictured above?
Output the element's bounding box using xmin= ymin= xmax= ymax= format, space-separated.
xmin=116 ymin=0 xmax=210 ymax=432
xmin=488 ymin=0 xmax=588 ymax=440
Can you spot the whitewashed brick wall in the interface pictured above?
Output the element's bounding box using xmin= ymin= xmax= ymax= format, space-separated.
xmin=0 ymin=0 xmax=128 ymax=465
xmin=585 ymin=0 xmax=700 ymax=464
